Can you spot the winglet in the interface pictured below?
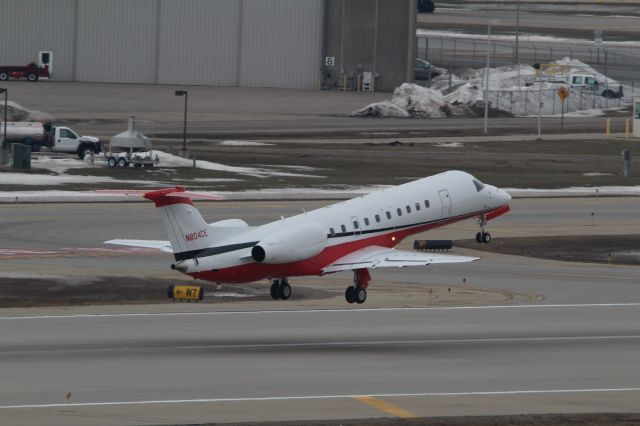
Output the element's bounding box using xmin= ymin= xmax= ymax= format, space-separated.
xmin=143 ymin=187 xmax=224 ymax=208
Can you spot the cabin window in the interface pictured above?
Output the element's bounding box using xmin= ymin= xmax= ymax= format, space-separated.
xmin=396 ymin=208 xmax=402 ymax=216
xmin=341 ymin=224 xmax=346 ymax=233
xmin=572 ymin=76 xmax=583 ymax=85
xmin=415 ymin=202 xmax=421 ymax=211
xmin=353 ymin=220 xmax=359 ymax=230
xmin=329 ymin=227 xmax=335 ymax=236
xmin=375 ymin=214 xmax=381 ymax=223
xmin=59 ymin=128 xmax=77 ymax=139
xmin=424 ymin=200 xmax=430 ymax=208
xmin=406 ymin=205 xmax=411 ymax=214
xmin=386 ymin=211 xmax=391 ymax=219
xmin=364 ymin=217 xmax=370 ymax=226
xmin=473 ymin=179 xmax=485 ymax=192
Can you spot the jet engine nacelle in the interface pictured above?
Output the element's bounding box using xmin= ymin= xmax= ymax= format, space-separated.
xmin=251 ymin=223 xmax=327 ymax=264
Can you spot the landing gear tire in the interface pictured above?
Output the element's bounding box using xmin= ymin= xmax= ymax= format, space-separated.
xmin=270 ymin=281 xmax=280 ymax=300
xmin=279 ymin=282 xmax=291 ymax=300
xmin=345 ymin=286 xmax=356 ymax=304
xmin=482 ymin=232 xmax=491 ymax=244
xmin=354 ymin=286 xmax=367 ymax=304
xmin=475 ymin=232 xmax=482 ymax=243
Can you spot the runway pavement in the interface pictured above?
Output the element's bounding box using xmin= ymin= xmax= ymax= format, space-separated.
xmin=0 ymin=198 xmax=639 ymax=424
xmin=1 ymin=305 xmax=639 ymax=425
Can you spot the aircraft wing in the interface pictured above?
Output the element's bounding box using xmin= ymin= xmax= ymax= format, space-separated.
xmin=322 ymin=246 xmax=478 ymax=274
xmin=105 ymin=239 xmax=172 ymax=253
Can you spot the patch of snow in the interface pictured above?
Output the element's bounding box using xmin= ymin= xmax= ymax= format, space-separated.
xmin=153 ymin=150 xmax=325 ymax=179
xmin=352 ymin=58 xmax=634 ymax=119
xmin=583 ymin=172 xmax=612 ymax=177
xmin=32 ymin=155 xmax=101 ymax=174
xmin=435 ymin=142 xmax=464 ymax=148
xmin=505 ymin=186 xmax=640 ymax=197
xmin=3 ymin=184 xmax=640 ymax=202
xmin=0 ymin=172 xmax=157 ymax=186
xmin=210 ymin=292 xmax=255 ymax=298
xmin=219 ymin=140 xmax=273 ymax=146
xmin=175 ymin=178 xmax=243 ymax=183
xmin=417 ymin=29 xmax=640 ymax=48
xmin=254 ymin=164 xmax=324 ymax=172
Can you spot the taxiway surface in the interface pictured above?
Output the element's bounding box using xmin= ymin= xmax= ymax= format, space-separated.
xmin=0 ymin=198 xmax=639 ymax=425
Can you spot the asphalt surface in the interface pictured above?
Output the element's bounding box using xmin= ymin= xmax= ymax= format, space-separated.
xmin=1 ymin=305 xmax=639 ymax=425
xmin=2 ymin=81 xmax=632 ymax=141
xmin=0 ymin=198 xmax=639 ymax=424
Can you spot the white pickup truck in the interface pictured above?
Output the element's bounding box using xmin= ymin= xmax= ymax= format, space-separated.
xmin=536 ymin=72 xmax=624 ymax=99
xmin=0 ymin=122 xmax=101 ymax=158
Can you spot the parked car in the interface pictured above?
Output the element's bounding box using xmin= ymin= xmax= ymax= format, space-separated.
xmin=417 ymin=0 xmax=435 ymax=13
xmin=414 ymin=58 xmax=441 ymax=81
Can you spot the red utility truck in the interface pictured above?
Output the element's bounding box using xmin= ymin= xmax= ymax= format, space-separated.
xmin=0 ymin=63 xmax=50 ymax=82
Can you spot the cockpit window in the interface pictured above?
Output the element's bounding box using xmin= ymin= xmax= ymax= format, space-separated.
xmin=473 ymin=179 xmax=485 ymax=192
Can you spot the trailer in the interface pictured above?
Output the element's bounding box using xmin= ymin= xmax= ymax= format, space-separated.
xmin=0 ymin=122 xmax=101 ymax=158
xmin=0 ymin=63 xmax=50 ymax=82
xmin=105 ymin=117 xmax=158 ymax=168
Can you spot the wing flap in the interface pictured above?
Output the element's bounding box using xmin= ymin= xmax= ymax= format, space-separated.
xmin=105 ymin=239 xmax=172 ymax=253
xmin=322 ymin=246 xmax=478 ymax=274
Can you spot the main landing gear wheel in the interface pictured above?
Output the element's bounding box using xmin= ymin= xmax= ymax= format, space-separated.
xmin=270 ymin=278 xmax=291 ymax=300
xmin=345 ymin=286 xmax=356 ymax=304
xmin=345 ymin=269 xmax=371 ymax=304
xmin=354 ymin=286 xmax=367 ymax=304
xmin=270 ymin=280 xmax=280 ymax=300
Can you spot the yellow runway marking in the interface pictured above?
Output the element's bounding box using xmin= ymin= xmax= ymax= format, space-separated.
xmin=353 ymin=396 xmax=417 ymax=418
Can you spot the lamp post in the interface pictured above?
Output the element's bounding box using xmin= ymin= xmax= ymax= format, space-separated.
xmin=514 ymin=0 xmax=521 ymax=65
xmin=175 ymin=90 xmax=188 ymax=153
xmin=483 ymin=22 xmax=492 ymax=134
xmin=1 ymin=88 xmax=7 ymax=157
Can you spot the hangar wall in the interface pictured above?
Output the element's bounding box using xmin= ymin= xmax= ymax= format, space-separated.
xmin=0 ymin=0 xmax=323 ymax=89
xmin=0 ymin=0 xmax=414 ymax=91
xmin=323 ymin=0 xmax=416 ymax=92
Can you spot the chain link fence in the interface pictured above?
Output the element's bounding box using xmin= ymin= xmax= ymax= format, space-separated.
xmin=482 ymin=84 xmax=636 ymax=117
xmin=416 ymin=36 xmax=640 ymax=84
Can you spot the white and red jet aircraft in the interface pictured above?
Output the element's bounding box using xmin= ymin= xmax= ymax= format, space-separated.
xmin=107 ymin=170 xmax=511 ymax=304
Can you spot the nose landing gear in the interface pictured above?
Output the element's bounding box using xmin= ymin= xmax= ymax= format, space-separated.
xmin=345 ymin=268 xmax=370 ymax=304
xmin=270 ymin=278 xmax=291 ymax=300
xmin=475 ymin=214 xmax=491 ymax=243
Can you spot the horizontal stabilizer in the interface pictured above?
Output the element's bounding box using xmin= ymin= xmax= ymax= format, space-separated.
xmin=105 ymin=239 xmax=172 ymax=253
xmin=143 ymin=187 xmax=224 ymax=206
xmin=95 ymin=187 xmax=224 ymax=204
xmin=322 ymin=246 xmax=478 ymax=274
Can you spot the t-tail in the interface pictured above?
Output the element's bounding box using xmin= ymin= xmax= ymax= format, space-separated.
xmin=143 ymin=187 xmax=224 ymax=265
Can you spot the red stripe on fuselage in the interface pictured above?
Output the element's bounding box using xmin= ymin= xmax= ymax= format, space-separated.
xmin=190 ymin=206 xmax=507 ymax=283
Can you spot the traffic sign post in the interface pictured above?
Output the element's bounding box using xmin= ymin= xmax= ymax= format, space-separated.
xmin=557 ymin=87 xmax=569 ymax=130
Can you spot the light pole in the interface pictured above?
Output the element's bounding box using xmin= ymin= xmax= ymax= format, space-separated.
xmin=175 ymin=90 xmax=188 ymax=153
xmin=1 ymin=88 xmax=7 ymax=158
xmin=514 ymin=0 xmax=521 ymax=65
xmin=483 ymin=22 xmax=492 ymax=134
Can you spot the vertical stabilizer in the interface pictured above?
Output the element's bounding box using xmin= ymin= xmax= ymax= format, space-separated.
xmin=143 ymin=187 xmax=221 ymax=257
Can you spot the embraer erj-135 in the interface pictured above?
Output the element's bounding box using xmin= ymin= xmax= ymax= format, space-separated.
xmin=107 ymin=170 xmax=511 ymax=304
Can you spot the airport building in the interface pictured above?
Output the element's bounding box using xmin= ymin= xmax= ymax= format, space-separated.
xmin=0 ymin=0 xmax=415 ymax=91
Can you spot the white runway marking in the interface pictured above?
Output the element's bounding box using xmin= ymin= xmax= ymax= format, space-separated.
xmin=1 ymin=302 xmax=639 ymax=320
xmin=2 ymin=388 xmax=640 ymax=409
